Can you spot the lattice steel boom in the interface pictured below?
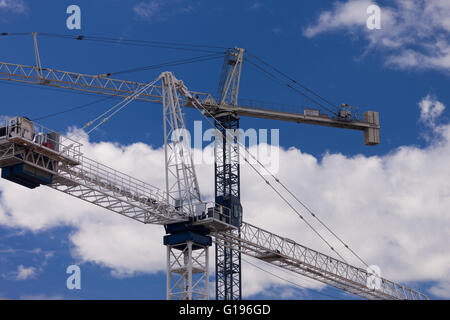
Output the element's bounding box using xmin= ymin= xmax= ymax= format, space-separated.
xmin=0 ymin=61 xmax=380 ymax=145
xmin=213 ymin=222 xmax=428 ymax=300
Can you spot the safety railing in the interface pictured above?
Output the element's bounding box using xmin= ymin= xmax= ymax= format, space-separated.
xmin=66 ymin=154 xmax=169 ymax=209
xmin=1 ymin=117 xmax=83 ymax=163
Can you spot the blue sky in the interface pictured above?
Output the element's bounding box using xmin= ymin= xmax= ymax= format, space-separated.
xmin=0 ymin=0 xmax=450 ymax=300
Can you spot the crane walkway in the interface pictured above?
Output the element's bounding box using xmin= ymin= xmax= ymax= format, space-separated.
xmin=213 ymin=222 xmax=428 ymax=300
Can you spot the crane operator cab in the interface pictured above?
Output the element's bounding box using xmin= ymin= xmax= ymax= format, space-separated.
xmin=192 ymin=195 xmax=242 ymax=232
xmin=214 ymin=195 xmax=242 ymax=228
xmin=0 ymin=117 xmax=56 ymax=189
xmin=0 ymin=116 xmax=81 ymax=189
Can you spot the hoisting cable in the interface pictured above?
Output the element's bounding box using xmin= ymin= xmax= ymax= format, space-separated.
xmin=0 ymin=32 xmax=30 ymax=36
xmin=31 ymin=96 xmax=115 ymax=121
xmin=30 ymin=54 xmax=224 ymax=120
xmin=196 ymin=95 xmax=368 ymax=267
xmin=242 ymin=157 xmax=348 ymax=262
xmin=105 ymin=53 xmax=226 ymax=77
xmin=211 ymin=237 xmax=343 ymax=300
xmin=246 ymin=52 xmax=341 ymax=112
xmin=185 ymin=97 xmax=349 ymax=262
xmin=195 ymin=85 xmax=369 ymax=265
xmin=82 ymin=77 xmax=159 ymax=135
xmin=184 ymin=91 xmax=369 ymax=267
xmin=250 ymin=152 xmax=369 ymax=267
xmin=268 ymin=177 xmax=369 ymax=268
xmin=244 ymin=58 xmax=339 ymax=116
xmin=82 ymin=34 xmax=228 ymax=50
xmin=36 ymin=32 xmax=227 ymax=54
xmin=240 ymin=256 xmax=343 ymax=300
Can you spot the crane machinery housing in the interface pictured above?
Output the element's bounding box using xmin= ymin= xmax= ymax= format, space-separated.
xmin=0 ymin=33 xmax=426 ymax=301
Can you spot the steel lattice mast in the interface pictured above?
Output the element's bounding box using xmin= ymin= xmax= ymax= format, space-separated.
xmin=214 ymin=48 xmax=245 ymax=300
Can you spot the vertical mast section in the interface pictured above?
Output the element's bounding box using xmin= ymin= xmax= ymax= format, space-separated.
xmin=161 ymin=72 xmax=202 ymax=216
xmin=161 ymin=72 xmax=211 ymax=300
xmin=165 ymin=239 xmax=210 ymax=300
xmin=32 ymin=32 xmax=43 ymax=80
xmin=215 ymin=48 xmax=245 ymax=300
xmin=218 ymin=48 xmax=245 ymax=107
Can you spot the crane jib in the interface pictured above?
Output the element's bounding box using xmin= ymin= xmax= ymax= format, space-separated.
xmin=0 ymin=61 xmax=379 ymax=145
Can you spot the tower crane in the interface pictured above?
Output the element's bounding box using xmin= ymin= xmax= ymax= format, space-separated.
xmin=0 ymin=34 xmax=426 ymax=300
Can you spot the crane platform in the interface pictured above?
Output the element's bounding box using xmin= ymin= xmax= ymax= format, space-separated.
xmin=192 ymin=203 xmax=239 ymax=233
xmin=0 ymin=117 xmax=82 ymax=188
xmin=0 ymin=117 xmax=82 ymax=166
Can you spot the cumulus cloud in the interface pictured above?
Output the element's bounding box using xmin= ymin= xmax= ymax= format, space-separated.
xmin=303 ymin=0 xmax=376 ymax=38
xmin=15 ymin=265 xmax=36 ymax=280
xmin=0 ymin=95 xmax=450 ymax=297
xmin=419 ymin=95 xmax=446 ymax=127
xmin=429 ymin=281 xmax=450 ymax=299
xmin=0 ymin=0 xmax=27 ymax=14
xmin=303 ymin=0 xmax=450 ymax=73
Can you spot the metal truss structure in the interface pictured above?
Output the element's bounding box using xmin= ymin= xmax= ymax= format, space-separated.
xmin=0 ymin=61 xmax=380 ymax=144
xmin=213 ymin=222 xmax=428 ymax=300
xmin=213 ymin=48 xmax=245 ymax=300
xmin=161 ymin=72 xmax=202 ymax=216
xmin=218 ymin=48 xmax=245 ymax=106
xmin=215 ymin=228 xmax=242 ymax=300
xmin=166 ymin=241 xmax=210 ymax=300
xmin=53 ymin=156 xmax=182 ymax=225
xmin=0 ymin=119 xmax=183 ymax=225
xmin=214 ymin=114 xmax=242 ymax=300
xmin=214 ymin=114 xmax=240 ymax=202
xmin=0 ymin=61 xmax=164 ymax=102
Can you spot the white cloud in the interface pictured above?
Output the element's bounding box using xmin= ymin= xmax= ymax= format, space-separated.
xmin=15 ymin=265 xmax=36 ymax=280
xmin=0 ymin=0 xmax=27 ymax=14
xmin=1 ymin=95 xmax=450 ymax=298
xmin=419 ymin=94 xmax=446 ymax=127
xmin=303 ymin=0 xmax=450 ymax=73
xmin=303 ymin=0 xmax=375 ymax=38
xmin=429 ymin=281 xmax=450 ymax=299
